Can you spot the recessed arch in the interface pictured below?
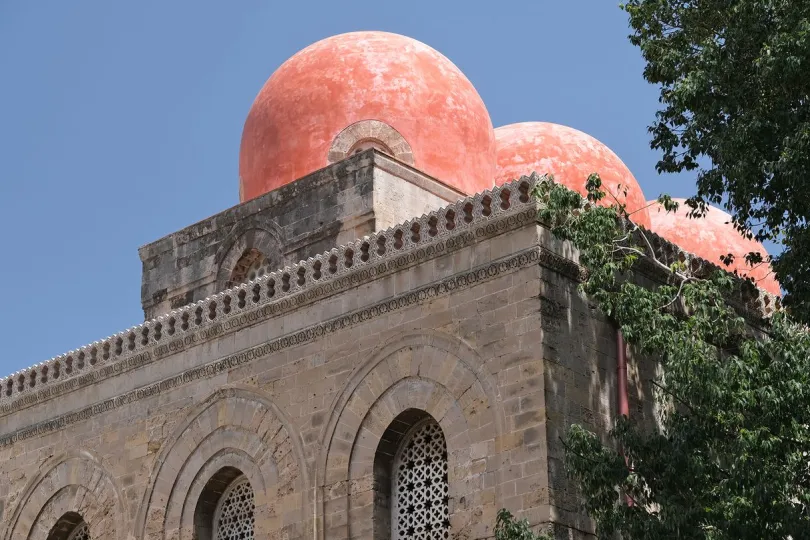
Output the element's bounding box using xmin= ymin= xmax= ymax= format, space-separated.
xmin=184 ymin=452 xmax=268 ymax=540
xmin=193 ymin=467 xmax=256 ymax=540
xmin=318 ymin=330 xmax=505 ymax=480
xmin=372 ymin=409 xmax=450 ymax=540
xmin=133 ymin=386 xmax=309 ymax=540
xmin=3 ymin=450 xmax=125 ymax=540
xmin=316 ymin=330 xmax=505 ymax=540
xmin=345 ymin=378 xmax=473 ymax=539
xmin=328 ymin=120 xmax=415 ymax=166
xmin=215 ymin=221 xmax=285 ymax=292
xmin=46 ymin=513 xmax=87 ymax=540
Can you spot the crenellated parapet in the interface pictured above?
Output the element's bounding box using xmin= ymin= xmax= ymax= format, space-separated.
xmin=0 ymin=174 xmax=780 ymax=414
xmin=0 ymin=175 xmax=540 ymax=413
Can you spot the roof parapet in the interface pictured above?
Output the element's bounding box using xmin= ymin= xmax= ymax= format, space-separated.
xmin=0 ymin=173 xmax=780 ymax=409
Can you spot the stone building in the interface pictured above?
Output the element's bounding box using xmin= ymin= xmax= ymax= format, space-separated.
xmin=0 ymin=31 xmax=779 ymax=540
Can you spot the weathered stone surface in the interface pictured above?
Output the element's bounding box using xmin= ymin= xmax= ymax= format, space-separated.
xmin=139 ymin=150 xmax=463 ymax=320
xmin=0 ymin=152 xmax=777 ymax=540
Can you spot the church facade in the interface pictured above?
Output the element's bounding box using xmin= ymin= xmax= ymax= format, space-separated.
xmin=0 ymin=32 xmax=777 ymax=540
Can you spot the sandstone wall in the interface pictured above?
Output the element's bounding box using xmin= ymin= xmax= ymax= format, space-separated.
xmin=13 ymin=164 xmax=721 ymax=540
xmin=138 ymin=151 xmax=462 ymax=320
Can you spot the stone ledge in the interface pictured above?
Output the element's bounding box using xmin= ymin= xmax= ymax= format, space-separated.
xmin=0 ymin=245 xmax=546 ymax=445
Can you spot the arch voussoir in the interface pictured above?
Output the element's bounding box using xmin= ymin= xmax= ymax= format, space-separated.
xmin=4 ymin=451 xmax=125 ymax=540
xmin=136 ymin=387 xmax=307 ymax=540
xmin=318 ymin=331 xmax=506 ymax=540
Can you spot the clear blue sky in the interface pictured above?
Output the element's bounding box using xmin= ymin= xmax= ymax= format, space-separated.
xmin=0 ymin=1 xmax=696 ymax=375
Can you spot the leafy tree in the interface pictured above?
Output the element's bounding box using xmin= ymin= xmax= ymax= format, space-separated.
xmin=494 ymin=509 xmax=551 ymax=540
xmin=532 ymin=174 xmax=810 ymax=539
xmin=621 ymin=0 xmax=810 ymax=321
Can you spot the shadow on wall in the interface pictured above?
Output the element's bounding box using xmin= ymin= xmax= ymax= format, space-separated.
xmin=533 ymin=236 xmax=658 ymax=535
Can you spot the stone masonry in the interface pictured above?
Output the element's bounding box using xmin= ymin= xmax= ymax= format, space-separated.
xmin=139 ymin=150 xmax=464 ymax=320
xmin=0 ymin=156 xmax=777 ymax=540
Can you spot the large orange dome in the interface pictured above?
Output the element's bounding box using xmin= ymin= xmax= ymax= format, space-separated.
xmin=648 ymin=199 xmax=780 ymax=296
xmin=239 ymin=31 xmax=496 ymax=202
xmin=494 ymin=122 xmax=651 ymax=228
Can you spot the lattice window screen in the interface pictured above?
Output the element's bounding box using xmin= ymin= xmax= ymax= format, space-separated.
xmin=214 ymin=476 xmax=255 ymax=540
xmin=393 ymin=419 xmax=450 ymax=540
xmin=66 ymin=523 xmax=90 ymax=540
xmin=243 ymin=255 xmax=272 ymax=283
xmin=230 ymin=249 xmax=272 ymax=286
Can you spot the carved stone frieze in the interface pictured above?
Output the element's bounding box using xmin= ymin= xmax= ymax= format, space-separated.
xmin=0 ymin=176 xmax=542 ymax=412
xmin=0 ymin=172 xmax=779 ymax=416
xmin=0 ymin=245 xmax=545 ymax=446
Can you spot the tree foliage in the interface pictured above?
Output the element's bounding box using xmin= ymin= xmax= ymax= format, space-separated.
xmin=621 ymin=0 xmax=810 ymax=321
xmin=534 ymin=174 xmax=810 ymax=539
xmin=494 ymin=509 xmax=551 ymax=540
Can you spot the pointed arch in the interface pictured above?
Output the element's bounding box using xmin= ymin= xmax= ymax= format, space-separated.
xmin=316 ymin=330 xmax=505 ymax=540
xmin=133 ymin=385 xmax=309 ymax=540
xmin=3 ymin=449 xmax=125 ymax=540
xmin=215 ymin=218 xmax=285 ymax=291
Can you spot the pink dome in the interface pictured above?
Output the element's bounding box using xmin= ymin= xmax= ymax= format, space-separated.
xmin=239 ymin=31 xmax=496 ymax=202
xmin=494 ymin=122 xmax=651 ymax=228
xmin=648 ymin=199 xmax=780 ymax=296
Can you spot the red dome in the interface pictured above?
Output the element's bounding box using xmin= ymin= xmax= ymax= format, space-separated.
xmin=494 ymin=122 xmax=651 ymax=228
xmin=648 ymin=199 xmax=780 ymax=296
xmin=239 ymin=31 xmax=496 ymax=202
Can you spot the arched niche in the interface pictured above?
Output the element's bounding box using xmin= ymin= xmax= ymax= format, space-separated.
xmin=3 ymin=451 xmax=125 ymax=540
xmin=317 ymin=330 xmax=506 ymax=540
xmin=215 ymin=224 xmax=285 ymax=292
xmin=134 ymin=386 xmax=309 ymax=540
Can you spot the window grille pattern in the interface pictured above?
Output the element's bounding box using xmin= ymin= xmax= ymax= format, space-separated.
xmin=229 ymin=248 xmax=272 ymax=286
xmin=243 ymin=255 xmax=272 ymax=283
xmin=67 ymin=523 xmax=90 ymax=540
xmin=214 ymin=477 xmax=255 ymax=540
xmin=393 ymin=420 xmax=450 ymax=540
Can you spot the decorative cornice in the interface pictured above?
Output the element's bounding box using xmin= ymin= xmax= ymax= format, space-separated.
xmin=0 ymin=172 xmax=780 ymax=418
xmin=0 ymin=176 xmax=544 ymax=413
xmin=628 ymin=224 xmax=780 ymax=325
xmin=0 ymin=246 xmax=545 ymax=446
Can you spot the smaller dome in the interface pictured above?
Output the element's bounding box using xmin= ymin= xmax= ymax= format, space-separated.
xmin=494 ymin=122 xmax=650 ymax=228
xmin=648 ymin=199 xmax=780 ymax=296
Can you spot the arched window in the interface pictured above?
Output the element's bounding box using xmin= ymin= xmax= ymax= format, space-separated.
xmin=327 ymin=119 xmax=415 ymax=166
xmin=66 ymin=523 xmax=90 ymax=540
xmin=374 ymin=410 xmax=450 ymax=540
xmin=194 ymin=468 xmax=255 ymax=540
xmin=46 ymin=513 xmax=89 ymax=540
xmin=348 ymin=138 xmax=393 ymax=157
xmin=213 ymin=476 xmax=255 ymax=540
xmin=228 ymin=248 xmax=272 ymax=287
